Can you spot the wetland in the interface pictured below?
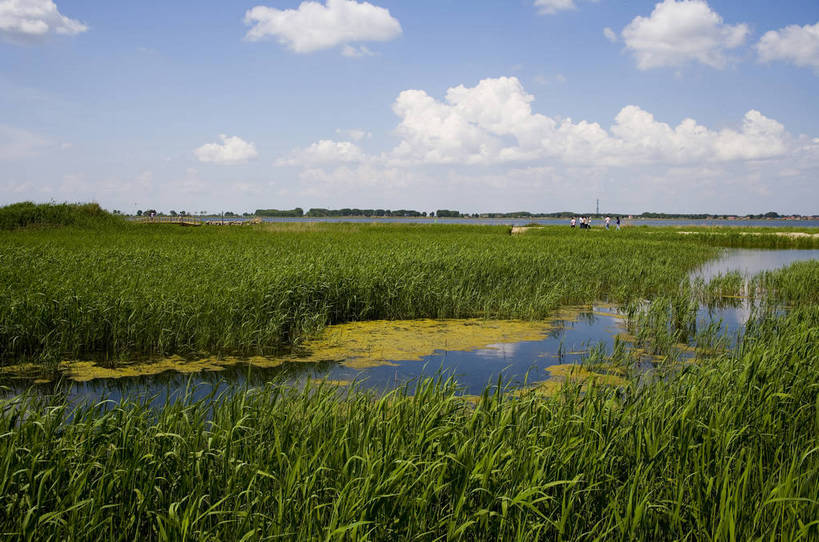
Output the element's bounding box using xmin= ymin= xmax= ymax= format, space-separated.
xmin=0 ymin=204 xmax=817 ymax=540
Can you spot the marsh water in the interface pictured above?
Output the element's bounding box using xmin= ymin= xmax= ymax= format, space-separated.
xmin=691 ymin=249 xmax=819 ymax=281
xmin=2 ymin=248 xmax=816 ymax=406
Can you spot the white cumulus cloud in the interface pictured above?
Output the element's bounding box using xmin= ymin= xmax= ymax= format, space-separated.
xmin=284 ymin=77 xmax=795 ymax=169
xmin=194 ymin=135 xmax=258 ymax=165
xmin=756 ymin=22 xmax=819 ymax=71
xmin=621 ymin=0 xmax=749 ymax=69
xmin=244 ymin=0 xmax=401 ymax=54
xmin=0 ymin=0 xmax=87 ymax=43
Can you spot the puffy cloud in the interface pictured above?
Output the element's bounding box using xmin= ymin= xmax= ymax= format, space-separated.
xmin=0 ymin=0 xmax=87 ymax=43
xmin=620 ymin=0 xmax=749 ymax=69
xmin=286 ymin=77 xmax=792 ymax=168
xmin=194 ymin=135 xmax=258 ymax=165
xmin=276 ymin=139 xmax=366 ymax=166
xmin=244 ymin=0 xmax=401 ymax=54
xmin=756 ymin=22 xmax=819 ymax=71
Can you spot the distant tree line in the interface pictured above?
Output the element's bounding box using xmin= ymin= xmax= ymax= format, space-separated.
xmin=255 ymin=208 xmax=304 ymax=217
xmin=435 ymin=210 xmax=460 ymax=218
xmin=305 ymin=208 xmax=429 ymax=217
xmin=130 ymin=208 xmax=801 ymax=220
xmin=638 ymin=211 xmax=785 ymax=219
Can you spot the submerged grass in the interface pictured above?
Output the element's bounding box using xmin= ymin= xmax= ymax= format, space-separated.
xmin=0 ymin=305 xmax=816 ymax=540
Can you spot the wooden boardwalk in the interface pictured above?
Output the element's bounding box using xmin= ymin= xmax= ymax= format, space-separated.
xmin=133 ymin=216 xmax=203 ymax=226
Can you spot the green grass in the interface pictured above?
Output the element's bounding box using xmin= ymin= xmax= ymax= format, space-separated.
xmin=0 ymin=202 xmax=125 ymax=231
xmin=0 ymin=223 xmax=721 ymax=365
xmin=0 ymin=304 xmax=816 ymax=540
xmin=0 ymin=212 xmax=817 ymax=539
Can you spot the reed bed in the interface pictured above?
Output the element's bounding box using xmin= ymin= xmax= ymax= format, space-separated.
xmin=0 ymin=304 xmax=816 ymax=540
xmin=0 ymin=223 xmax=720 ymax=365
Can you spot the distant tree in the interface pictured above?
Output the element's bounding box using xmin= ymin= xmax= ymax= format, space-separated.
xmin=436 ymin=209 xmax=459 ymax=218
xmin=255 ymin=208 xmax=304 ymax=217
xmin=169 ymin=210 xmax=178 ymax=217
xmin=136 ymin=210 xmax=143 ymax=216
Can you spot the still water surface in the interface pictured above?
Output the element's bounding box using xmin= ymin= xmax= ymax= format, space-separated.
xmin=212 ymin=216 xmax=819 ymax=228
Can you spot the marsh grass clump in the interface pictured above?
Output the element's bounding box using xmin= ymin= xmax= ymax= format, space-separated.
xmin=0 ymin=305 xmax=816 ymax=540
xmin=0 ymin=201 xmax=124 ymax=230
xmin=751 ymin=260 xmax=819 ymax=305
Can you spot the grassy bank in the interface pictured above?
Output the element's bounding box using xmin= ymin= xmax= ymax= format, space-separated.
xmin=1 ymin=303 xmax=816 ymax=540
xmin=0 ymin=223 xmax=721 ymax=365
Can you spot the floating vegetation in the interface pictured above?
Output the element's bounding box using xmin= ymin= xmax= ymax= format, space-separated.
xmin=0 ymin=355 xmax=284 ymax=382
xmin=519 ymin=363 xmax=627 ymax=396
xmin=290 ymin=317 xmax=563 ymax=369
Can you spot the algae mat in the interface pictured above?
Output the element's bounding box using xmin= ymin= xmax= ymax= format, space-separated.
xmin=1 ymin=308 xmax=592 ymax=383
xmin=292 ymin=318 xmax=560 ymax=369
xmin=0 ymin=319 xmax=558 ymax=381
xmin=519 ymin=364 xmax=627 ymax=397
xmin=1 ymin=355 xmax=285 ymax=383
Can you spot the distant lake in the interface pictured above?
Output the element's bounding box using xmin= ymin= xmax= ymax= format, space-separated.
xmin=213 ymin=216 xmax=819 ymax=228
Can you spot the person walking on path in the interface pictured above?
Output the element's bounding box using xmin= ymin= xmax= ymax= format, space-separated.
xmin=571 ymin=217 xmax=576 ymax=228
xmin=605 ymin=216 xmax=611 ymax=229
xmin=616 ymin=216 xmax=621 ymax=230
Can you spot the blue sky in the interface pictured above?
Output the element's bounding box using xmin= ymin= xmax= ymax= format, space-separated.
xmin=1 ymin=0 xmax=818 ymax=214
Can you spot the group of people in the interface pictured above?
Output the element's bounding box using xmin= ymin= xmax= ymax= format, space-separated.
xmin=570 ymin=216 xmax=621 ymax=230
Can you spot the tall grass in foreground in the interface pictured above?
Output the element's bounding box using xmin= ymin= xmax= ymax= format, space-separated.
xmin=1 ymin=305 xmax=816 ymax=540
